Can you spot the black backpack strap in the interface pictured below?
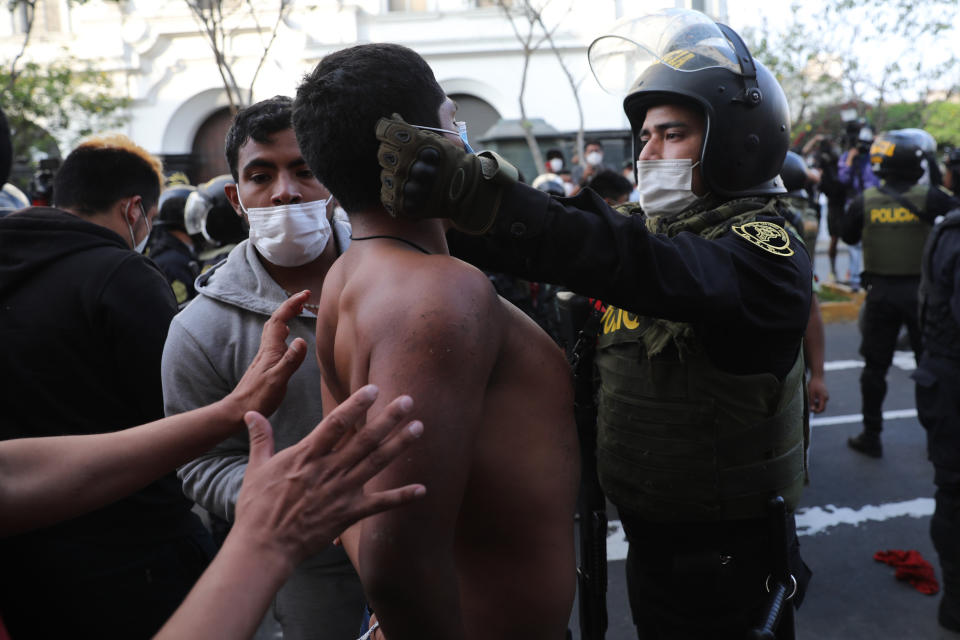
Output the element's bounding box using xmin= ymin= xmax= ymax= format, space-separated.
xmin=877 ymin=183 xmax=921 ymax=217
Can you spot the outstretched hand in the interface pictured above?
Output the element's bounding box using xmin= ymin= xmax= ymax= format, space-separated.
xmin=376 ymin=113 xmax=518 ymax=234
xmin=226 ymin=290 xmax=310 ymax=420
xmin=233 ymin=385 xmax=427 ymax=568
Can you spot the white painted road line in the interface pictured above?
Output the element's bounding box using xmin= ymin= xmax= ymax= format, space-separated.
xmin=810 ymin=408 xmax=918 ymax=427
xmin=823 ymin=351 xmax=916 ymax=372
xmin=796 ymin=498 xmax=934 ymax=536
xmin=604 ymin=497 xmax=936 ymax=560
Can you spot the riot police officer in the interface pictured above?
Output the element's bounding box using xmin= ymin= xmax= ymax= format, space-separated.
xmin=841 ymin=129 xmax=960 ymax=457
xmin=781 ymin=150 xmax=820 ymax=259
xmin=376 ymin=8 xmax=811 ymax=638
xmin=184 ymin=174 xmax=248 ymax=271
xmin=944 ymin=147 xmax=960 ymax=193
xmin=147 ymin=183 xmax=200 ymax=307
xmin=781 ymin=151 xmax=830 ymax=416
xmin=915 ymin=207 xmax=960 ymax=633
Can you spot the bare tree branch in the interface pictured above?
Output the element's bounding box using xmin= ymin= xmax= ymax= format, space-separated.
xmin=8 ymin=0 xmax=37 ymax=91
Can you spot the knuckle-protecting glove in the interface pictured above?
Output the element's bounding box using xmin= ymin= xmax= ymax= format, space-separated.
xmin=376 ymin=113 xmax=518 ymax=235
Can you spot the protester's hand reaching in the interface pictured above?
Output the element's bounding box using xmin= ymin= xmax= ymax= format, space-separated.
xmin=225 ymin=290 xmax=310 ymax=421
xmin=232 ymin=385 xmax=427 ymax=569
xmin=375 ymin=113 xmax=518 ymax=234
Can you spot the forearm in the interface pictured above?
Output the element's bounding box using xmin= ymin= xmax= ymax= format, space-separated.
xmin=178 ymin=452 xmax=247 ymax=521
xmin=804 ymin=297 xmax=826 ymax=378
xmin=451 ymin=184 xmax=742 ymax=319
xmin=154 ymin=527 xmax=293 ymax=640
xmin=0 ymin=398 xmax=244 ymax=537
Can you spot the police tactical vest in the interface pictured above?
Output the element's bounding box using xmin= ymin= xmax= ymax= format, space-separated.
xmin=919 ymin=211 xmax=960 ymax=360
xmin=862 ymin=184 xmax=931 ymax=276
xmin=594 ymin=308 xmax=806 ymax=522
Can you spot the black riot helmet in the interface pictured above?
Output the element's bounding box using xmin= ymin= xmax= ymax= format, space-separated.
xmin=898 ymin=127 xmax=941 ymax=186
xmin=184 ymin=174 xmax=248 ymax=247
xmin=588 ymin=8 xmax=790 ymax=198
xmin=156 ymin=184 xmax=196 ymax=233
xmin=869 ymin=130 xmax=925 ymax=183
xmin=780 ymin=150 xmax=809 ymax=196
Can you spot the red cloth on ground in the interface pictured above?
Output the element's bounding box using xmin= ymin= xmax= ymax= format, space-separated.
xmin=873 ymin=549 xmax=940 ymax=595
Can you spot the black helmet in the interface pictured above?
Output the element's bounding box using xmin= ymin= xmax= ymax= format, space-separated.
xmin=870 ymin=130 xmax=925 ymax=182
xmin=589 ymin=8 xmax=790 ymax=198
xmin=896 ymin=128 xmax=941 ymax=185
xmin=780 ymin=150 xmax=809 ymax=195
xmin=184 ymin=175 xmax=247 ymax=247
xmin=945 ymin=147 xmax=960 ymax=168
xmin=156 ymin=184 xmax=196 ymax=232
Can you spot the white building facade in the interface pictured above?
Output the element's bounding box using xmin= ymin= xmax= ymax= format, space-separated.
xmin=2 ymin=0 xmax=727 ymax=182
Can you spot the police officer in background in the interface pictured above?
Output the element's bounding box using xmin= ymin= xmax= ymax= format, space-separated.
xmin=914 ymin=206 xmax=960 ymax=633
xmin=841 ymin=129 xmax=960 ymax=457
xmin=781 ymin=151 xmax=830 ymax=417
xmin=147 ymin=183 xmax=200 ymax=307
xmin=944 ymin=147 xmax=960 ymax=193
xmin=184 ymin=174 xmax=249 ymax=271
xmin=781 ymin=150 xmax=821 ymax=260
xmin=376 ymin=8 xmax=811 ymax=638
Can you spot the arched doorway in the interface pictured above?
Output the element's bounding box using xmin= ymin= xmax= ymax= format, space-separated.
xmin=448 ymin=94 xmax=500 ymax=142
xmin=191 ymin=107 xmax=234 ymax=185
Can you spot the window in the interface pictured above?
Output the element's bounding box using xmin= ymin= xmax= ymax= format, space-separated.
xmin=387 ymin=0 xmax=431 ymax=11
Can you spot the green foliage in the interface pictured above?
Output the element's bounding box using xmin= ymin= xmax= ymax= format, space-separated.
xmin=0 ymin=60 xmax=130 ymax=162
xmin=924 ymin=101 xmax=960 ymax=149
xmin=744 ymin=0 xmax=959 ymax=148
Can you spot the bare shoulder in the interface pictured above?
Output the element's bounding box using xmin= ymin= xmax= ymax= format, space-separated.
xmin=364 ymin=255 xmax=501 ymax=346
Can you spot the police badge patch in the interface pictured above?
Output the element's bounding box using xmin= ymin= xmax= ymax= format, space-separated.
xmin=732 ymin=221 xmax=794 ymax=257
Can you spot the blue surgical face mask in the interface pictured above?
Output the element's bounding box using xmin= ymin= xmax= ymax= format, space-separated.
xmin=412 ymin=121 xmax=475 ymax=154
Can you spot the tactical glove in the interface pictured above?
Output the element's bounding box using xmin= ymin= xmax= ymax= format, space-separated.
xmin=376 ymin=113 xmax=518 ymax=235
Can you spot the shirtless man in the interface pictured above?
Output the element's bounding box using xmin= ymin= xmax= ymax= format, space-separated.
xmin=292 ymin=43 xmax=579 ymax=639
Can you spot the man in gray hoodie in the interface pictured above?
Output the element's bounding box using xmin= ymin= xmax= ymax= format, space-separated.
xmin=161 ymin=96 xmax=363 ymax=639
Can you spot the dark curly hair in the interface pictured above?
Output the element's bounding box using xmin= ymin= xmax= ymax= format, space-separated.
xmin=224 ymin=95 xmax=294 ymax=182
xmin=292 ymin=43 xmax=445 ymax=213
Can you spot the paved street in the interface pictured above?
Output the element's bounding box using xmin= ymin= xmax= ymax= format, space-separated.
xmin=567 ymin=245 xmax=960 ymax=640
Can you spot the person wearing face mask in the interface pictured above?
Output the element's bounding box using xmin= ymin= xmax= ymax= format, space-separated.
xmin=0 ymin=132 xmax=220 ymax=637
xmin=375 ymin=9 xmax=812 ymax=639
xmin=160 ymin=96 xmax=364 ymax=640
xmin=572 ymin=139 xmax=615 ymax=188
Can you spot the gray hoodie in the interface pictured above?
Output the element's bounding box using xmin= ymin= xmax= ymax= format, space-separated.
xmin=161 ymin=219 xmax=351 ymax=520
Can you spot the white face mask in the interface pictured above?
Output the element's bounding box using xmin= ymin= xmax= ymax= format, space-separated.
xmin=126 ymin=201 xmax=150 ymax=254
xmin=548 ymin=158 xmax=563 ymax=173
xmin=636 ymin=158 xmax=703 ymax=217
xmin=239 ymin=193 xmax=333 ymax=267
xmin=586 ymin=151 xmax=603 ymax=166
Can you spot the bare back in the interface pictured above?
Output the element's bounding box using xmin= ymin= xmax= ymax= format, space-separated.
xmin=316 ymin=240 xmax=579 ymax=640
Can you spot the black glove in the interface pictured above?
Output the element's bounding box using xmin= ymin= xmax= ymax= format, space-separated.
xmin=376 ymin=113 xmax=518 ymax=235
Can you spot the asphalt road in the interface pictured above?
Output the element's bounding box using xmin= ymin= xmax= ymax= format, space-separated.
xmin=566 ymin=246 xmax=960 ymax=639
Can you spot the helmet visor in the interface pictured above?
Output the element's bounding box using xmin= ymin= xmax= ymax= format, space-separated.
xmin=183 ymin=190 xmax=210 ymax=237
xmin=588 ymin=9 xmax=741 ymax=96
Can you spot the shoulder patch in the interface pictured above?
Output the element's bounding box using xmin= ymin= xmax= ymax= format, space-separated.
xmin=731 ymin=221 xmax=794 ymax=257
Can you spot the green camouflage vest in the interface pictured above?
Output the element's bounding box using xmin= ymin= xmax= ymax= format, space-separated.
xmin=782 ymin=195 xmax=819 ymax=260
xmin=862 ymin=184 xmax=931 ymax=276
xmin=596 ymin=200 xmax=806 ymax=522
